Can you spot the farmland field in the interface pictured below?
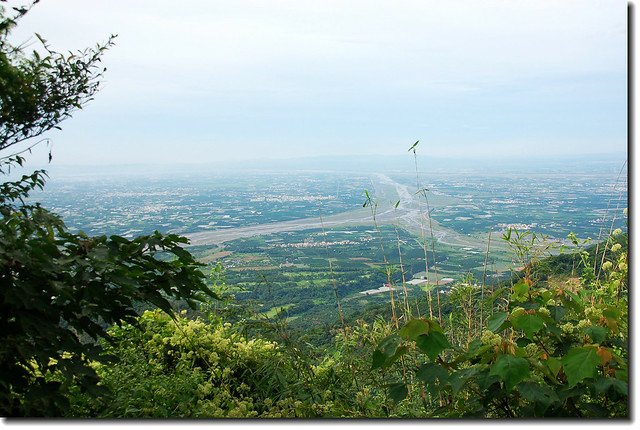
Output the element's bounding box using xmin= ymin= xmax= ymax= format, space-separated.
xmin=30 ymin=166 xmax=627 ymax=332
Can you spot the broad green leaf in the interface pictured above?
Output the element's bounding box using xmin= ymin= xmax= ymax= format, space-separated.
xmin=546 ymin=356 xmax=562 ymax=377
xmin=511 ymin=313 xmax=544 ymax=338
xmin=581 ymin=403 xmax=610 ymax=417
xmin=513 ymin=280 xmax=529 ymax=296
xmin=556 ymin=385 xmax=586 ymax=402
xmin=371 ymin=350 xmax=386 ymax=370
xmin=399 ymin=318 xmax=430 ymax=341
xmin=476 ymin=370 xmax=500 ymax=391
xmin=603 ymin=307 xmax=621 ymax=334
xmin=603 ymin=307 xmax=620 ymax=319
xmin=562 ymin=347 xmax=600 ymax=387
xmin=449 ymin=366 xmax=482 ymax=395
xmin=518 ymin=381 xmax=559 ymax=406
xmin=540 ymin=290 xmax=553 ymax=303
xmin=487 ymin=312 xmax=508 ymax=332
xmin=371 ymin=334 xmax=405 ymax=370
xmin=594 ymin=376 xmax=628 ymax=396
xmin=546 ymin=323 xmax=563 ymax=339
xmin=415 ymin=363 xmax=449 ymax=387
xmin=548 ymin=305 xmax=566 ymax=322
xmin=465 ymin=339 xmax=493 ymax=360
xmin=388 ymin=382 xmax=408 ymax=403
xmin=489 ymin=354 xmax=530 ymax=391
xmin=563 ymin=290 xmax=584 ymax=312
xmin=564 ymin=290 xmax=583 ymax=306
xmin=582 ymin=326 xmax=608 ymax=344
xmin=615 ymin=369 xmax=628 ymax=381
xmin=377 ymin=334 xmax=401 ymax=357
xmin=416 ymin=331 xmax=450 ymax=360
xmin=386 ymin=345 xmax=409 ymax=367
xmin=426 ymin=319 xmax=445 ymax=333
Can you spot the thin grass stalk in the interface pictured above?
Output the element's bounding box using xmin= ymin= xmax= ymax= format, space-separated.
xmin=480 ymin=230 xmax=492 ymax=330
xmin=595 ymin=193 xmax=623 ymax=287
xmin=593 ymin=161 xmax=627 ymax=275
xmin=319 ymin=214 xmax=346 ymax=331
xmin=410 ymin=143 xmax=434 ymax=320
xmin=319 ymin=217 xmax=364 ymax=394
xmin=393 ymin=208 xmax=411 ymax=321
xmin=364 ymin=191 xmax=399 ymax=329
xmin=425 ymin=198 xmax=442 ymax=325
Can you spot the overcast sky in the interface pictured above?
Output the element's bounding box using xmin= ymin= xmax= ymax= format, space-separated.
xmin=7 ymin=0 xmax=628 ymax=165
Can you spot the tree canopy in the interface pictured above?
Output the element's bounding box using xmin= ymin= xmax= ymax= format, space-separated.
xmin=0 ymin=2 xmax=217 ymax=416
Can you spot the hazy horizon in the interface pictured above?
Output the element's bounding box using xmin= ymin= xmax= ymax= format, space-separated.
xmin=17 ymin=150 xmax=628 ymax=180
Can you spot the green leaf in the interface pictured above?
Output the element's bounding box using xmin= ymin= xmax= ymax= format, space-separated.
xmin=388 ymin=382 xmax=408 ymax=403
xmin=548 ymin=305 xmax=566 ymax=322
xmin=582 ymin=326 xmax=608 ymax=344
xmin=415 ymin=363 xmax=449 ymax=387
xmin=448 ymin=366 xmax=483 ymax=395
xmin=518 ymin=381 xmax=560 ymax=406
xmin=512 ymin=280 xmax=529 ymax=302
xmin=399 ymin=318 xmax=430 ymax=341
xmin=476 ymin=370 xmax=499 ymax=391
xmin=371 ymin=334 xmax=404 ymax=370
xmin=562 ymin=347 xmax=600 ymax=387
xmin=564 ymin=290 xmax=583 ymax=306
xmin=487 ymin=312 xmax=508 ymax=332
xmin=562 ymin=291 xmax=584 ymax=313
xmin=489 ymin=355 xmax=530 ymax=391
xmin=415 ymin=331 xmax=450 ymax=360
xmin=387 ymin=345 xmax=409 ymax=367
xmin=603 ymin=307 xmax=620 ymax=319
xmin=371 ymin=350 xmax=386 ymax=370
xmin=594 ymin=377 xmax=628 ymax=396
xmin=377 ymin=334 xmax=401 ymax=357
xmin=511 ymin=313 xmax=545 ymax=338
xmin=545 ymin=356 xmax=562 ymax=377
xmin=513 ymin=280 xmax=529 ymax=296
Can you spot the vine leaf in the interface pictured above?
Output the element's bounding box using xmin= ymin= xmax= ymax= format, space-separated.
xmin=583 ymin=326 xmax=608 ymax=344
xmin=371 ymin=334 xmax=406 ymax=370
xmin=562 ymin=346 xmax=600 ymax=387
xmin=416 ymin=331 xmax=450 ymax=360
xmin=518 ymin=381 xmax=559 ymax=406
xmin=545 ymin=356 xmax=562 ymax=377
xmin=511 ymin=313 xmax=544 ymax=338
xmin=388 ymin=382 xmax=408 ymax=403
xmin=416 ymin=362 xmax=449 ymax=395
xmin=594 ymin=376 xmax=628 ymax=396
xmin=489 ymin=354 xmax=530 ymax=391
xmin=487 ymin=312 xmax=508 ymax=332
xmin=399 ymin=318 xmax=430 ymax=341
xmin=513 ymin=280 xmax=529 ymax=295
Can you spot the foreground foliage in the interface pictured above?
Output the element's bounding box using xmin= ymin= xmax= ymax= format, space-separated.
xmin=370 ymin=230 xmax=628 ymax=418
xmin=0 ymin=158 xmax=218 ymax=416
xmin=0 ymin=2 xmax=216 ymax=415
xmin=57 ymin=227 xmax=627 ymax=419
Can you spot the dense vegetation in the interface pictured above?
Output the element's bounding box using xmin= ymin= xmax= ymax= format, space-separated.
xmin=0 ymin=1 xmax=628 ymax=418
xmin=57 ymin=235 xmax=629 ymax=418
xmin=0 ymin=2 xmax=216 ymax=416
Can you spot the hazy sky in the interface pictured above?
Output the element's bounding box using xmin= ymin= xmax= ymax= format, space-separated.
xmin=7 ymin=0 xmax=628 ymax=165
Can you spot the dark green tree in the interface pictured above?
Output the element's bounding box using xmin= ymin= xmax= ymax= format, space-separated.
xmin=0 ymin=2 xmax=217 ymax=416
